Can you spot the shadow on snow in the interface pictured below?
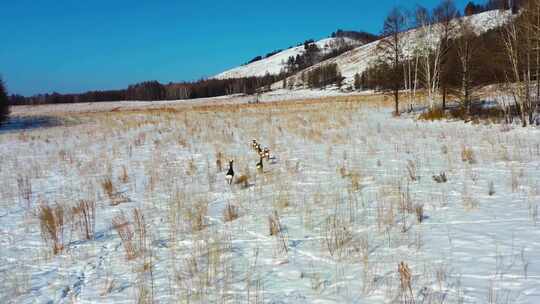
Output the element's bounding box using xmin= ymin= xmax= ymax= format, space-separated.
xmin=0 ymin=116 xmax=64 ymax=133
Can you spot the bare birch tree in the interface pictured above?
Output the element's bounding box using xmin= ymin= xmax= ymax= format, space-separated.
xmin=435 ymin=0 xmax=459 ymax=110
xmin=502 ymin=0 xmax=540 ymax=126
xmin=416 ymin=9 xmax=443 ymax=110
xmin=455 ymin=19 xmax=479 ymax=113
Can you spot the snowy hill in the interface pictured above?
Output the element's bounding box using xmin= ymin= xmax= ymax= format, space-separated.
xmin=273 ymin=9 xmax=512 ymax=90
xmin=214 ymin=37 xmax=364 ymax=79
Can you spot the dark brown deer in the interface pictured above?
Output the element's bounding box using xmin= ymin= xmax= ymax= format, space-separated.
xmin=256 ymin=157 xmax=263 ymax=173
xmin=225 ymin=160 xmax=234 ymax=185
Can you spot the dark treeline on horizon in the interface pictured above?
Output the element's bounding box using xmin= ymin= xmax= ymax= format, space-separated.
xmin=331 ymin=29 xmax=379 ymax=41
xmin=464 ymin=0 xmax=522 ymax=15
xmin=8 ymin=76 xmax=284 ymax=105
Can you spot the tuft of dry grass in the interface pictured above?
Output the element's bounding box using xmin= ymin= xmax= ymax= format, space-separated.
xmin=102 ymin=177 xmax=128 ymax=205
xmin=418 ymin=107 xmax=445 ymax=120
xmin=418 ymin=103 xmax=504 ymax=123
xmin=133 ymin=208 xmax=148 ymax=259
xmin=406 ymin=160 xmax=418 ymax=182
xmin=215 ymin=152 xmax=223 ymax=172
xmin=268 ymin=210 xmax=289 ymax=258
xmin=273 ymin=189 xmax=291 ymax=210
xmin=511 ymin=166 xmax=520 ymax=193
xmin=398 ymin=262 xmax=414 ymax=303
xmin=461 ymin=146 xmax=476 ymax=164
xmin=339 ymin=166 xmax=363 ymax=192
xmin=38 ymin=202 xmax=65 ymax=255
xmin=119 ymin=166 xmax=129 ymax=183
xmin=186 ymin=158 xmax=197 ymax=176
xmin=339 ymin=165 xmax=347 ymax=178
xmin=268 ymin=211 xmax=281 ymax=236
xmin=188 ymin=202 xmax=208 ymax=232
xmin=112 ymin=209 xmax=148 ymax=261
xmin=102 ymin=177 xmax=115 ymax=199
xmin=323 ymin=215 xmax=352 ymax=259
xmin=350 ymin=171 xmax=362 ymax=192
xmin=17 ymin=176 xmax=32 ymax=210
xmin=415 ymin=204 xmax=424 ymax=223
xmin=112 ymin=213 xmax=137 ymax=260
xmin=223 ymin=203 xmax=240 ymax=222
xmin=72 ymin=200 xmax=96 ymax=240
xmin=235 ymin=174 xmax=250 ymax=189
xmin=462 ymin=185 xmax=479 ymax=211
xmin=398 ymin=182 xmax=413 ymax=215
xmin=441 ymin=145 xmax=449 ymax=155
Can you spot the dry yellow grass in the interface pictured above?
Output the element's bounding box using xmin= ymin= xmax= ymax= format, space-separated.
xmin=235 ymin=174 xmax=250 ymax=189
xmin=8 ymin=85 xmax=532 ymax=302
xmin=112 ymin=213 xmax=137 ymax=260
xmin=223 ymin=203 xmax=240 ymax=222
xmin=268 ymin=212 xmax=281 ymax=236
xmin=461 ymin=146 xmax=476 ymax=164
xmin=71 ymin=200 xmax=96 ymax=240
xmin=38 ymin=202 xmax=65 ymax=255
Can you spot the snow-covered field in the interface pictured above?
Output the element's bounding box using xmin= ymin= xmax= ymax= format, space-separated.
xmin=8 ymin=89 xmax=365 ymax=117
xmin=1 ymin=96 xmax=539 ymax=303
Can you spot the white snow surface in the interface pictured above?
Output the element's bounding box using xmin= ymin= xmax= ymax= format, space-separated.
xmin=1 ymin=96 xmax=540 ymax=303
xmin=214 ymin=37 xmax=363 ymax=79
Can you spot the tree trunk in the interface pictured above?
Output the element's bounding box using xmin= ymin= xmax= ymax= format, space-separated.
xmin=394 ymin=88 xmax=399 ymax=116
xmin=442 ymin=85 xmax=447 ymax=110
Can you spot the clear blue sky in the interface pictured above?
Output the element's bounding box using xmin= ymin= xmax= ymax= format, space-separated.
xmin=0 ymin=0 xmax=471 ymax=96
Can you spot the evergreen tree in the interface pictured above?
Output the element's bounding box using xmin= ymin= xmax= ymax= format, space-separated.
xmin=464 ymin=2 xmax=478 ymax=16
xmin=354 ymin=73 xmax=362 ymax=90
xmin=0 ymin=77 xmax=10 ymax=124
xmin=379 ymin=7 xmax=407 ymax=115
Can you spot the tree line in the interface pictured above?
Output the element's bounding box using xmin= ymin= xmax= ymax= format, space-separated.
xmin=331 ymin=29 xmax=379 ymax=42
xmin=7 ymin=75 xmax=287 ymax=105
xmin=246 ymin=31 xmax=377 ymax=66
xmin=357 ymin=0 xmax=538 ymax=126
xmin=306 ymin=63 xmax=343 ymax=89
xmin=464 ymin=0 xmax=522 ymax=15
xmin=284 ymin=38 xmax=357 ymax=80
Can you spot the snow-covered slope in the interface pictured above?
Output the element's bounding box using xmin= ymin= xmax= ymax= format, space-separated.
xmin=214 ymin=37 xmax=364 ymax=79
xmin=273 ymin=10 xmax=512 ymax=90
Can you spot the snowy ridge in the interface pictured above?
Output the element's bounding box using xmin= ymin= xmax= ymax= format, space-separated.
xmin=213 ymin=37 xmax=364 ymax=79
xmin=272 ymin=9 xmax=512 ymax=90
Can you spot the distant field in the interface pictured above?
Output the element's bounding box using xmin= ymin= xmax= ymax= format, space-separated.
xmin=1 ymin=94 xmax=539 ymax=303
